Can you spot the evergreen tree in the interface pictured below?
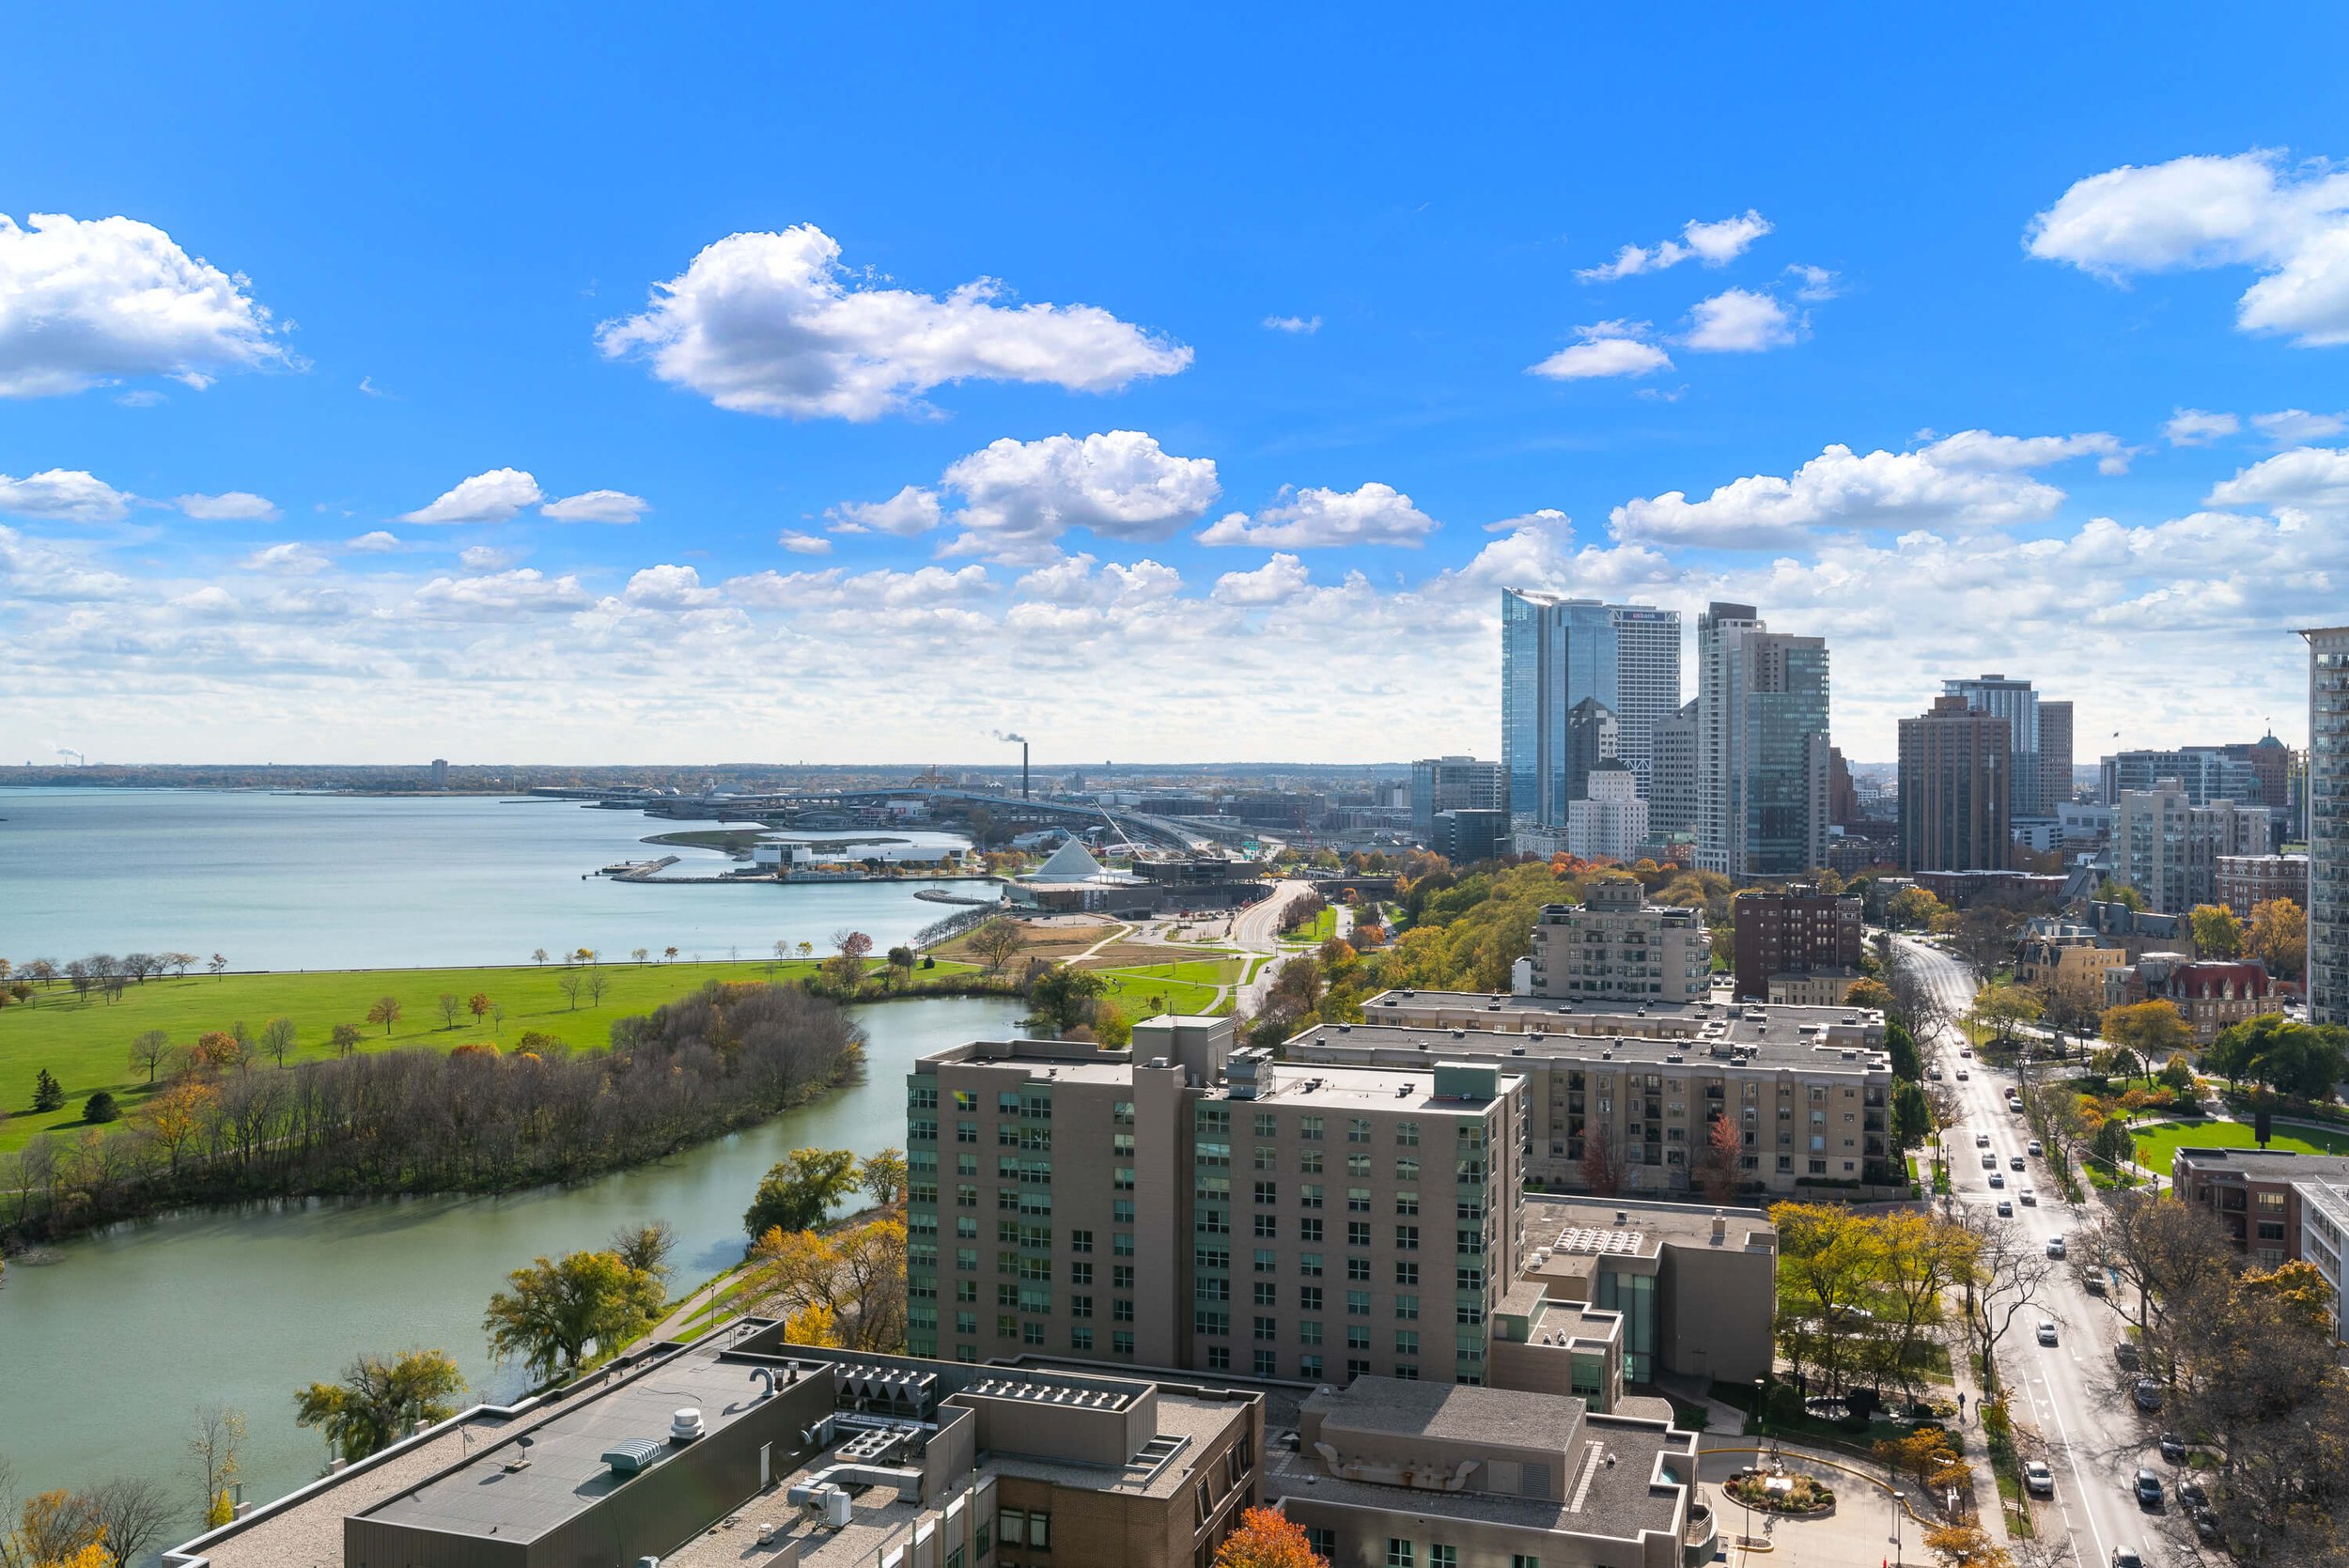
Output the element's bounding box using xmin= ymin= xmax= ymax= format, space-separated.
xmin=32 ymin=1067 xmax=65 ymax=1112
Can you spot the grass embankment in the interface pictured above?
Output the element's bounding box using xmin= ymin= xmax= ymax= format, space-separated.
xmin=2132 ymin=1115 xmax=2349 ymax=1169
xmin=1081 ymin=957 xmax=1241 ymax=1018
xmin=0 ymin=957 xmax=991 ymax=1152
xmin=1282 ymin=907 xmax=1338 ymax=945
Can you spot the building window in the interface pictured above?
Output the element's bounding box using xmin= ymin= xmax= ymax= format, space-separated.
xmin=1206 ymin=1343 xmax=1231 ymax=1371
xmin=1112 ymin=1330 xmax=1134 ymax=1355
xmin=1430 ymin=1547 xmax=1457 ymax=1568
xmin=1396 ymin=1122 xmax=1420 ymax=1146
xmin=1395 ymin=1293 xmax=1419 ymax=1319
xmin=1309 ymin=1528 xmax=1338 ymax=1559
xmin=1256 ymin=1349 xmax=1279 ymax=1377
xmin=1396 ymin=1261 xmax=1420 ymax=1286
xmin=1255 ymin=1213 xmax=1278 ymax=1238
xmin=1301 ymin=1354 xmax=1323 ymax=1379
xmin=1396 ymin=1225 xmax=1420 ymax=1250
xmin=1070 ymin=1327 xmax=1093 ymax=1351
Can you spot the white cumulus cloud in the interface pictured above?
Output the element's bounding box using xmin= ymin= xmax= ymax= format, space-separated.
xmin=624 ymin=564 xmax=718 ymax=610
xmin=2252 ymin=408 xmax=2347 ymax=443
xmin=1263 ymin=314 xmax=1322 ymax=334
xmin=1211 ymin=553 xmax=1315 ymax=605
xmin=2164 ymin=409 xmax=2242 ymax=446
xmin=1683 ymin=288 xmax=1796 ymax=352
xmin=596 ymin=224 xmax=1191 ymax=420
xmin=1198 ymin=482 xmax=1438 ymax=549
xmin=1529 ymin=320 xmax=1672 ymax=380
xmin=937 ymin=430 xmax=1220 ymax=559
xmin=400 ymin=468 xmax=545 ymax=525
xmin=0 ymin=469 xmax=136 ymax=523
xmin=176 ymin=490 xmax=280 ymax=520
xmin=2204 ymin=444 xmax=2349 ymax=512
xmin=826 ymin=485 xmax=944 ymax=537
xmin=412 ymin=568 xmax=589 ymax=615
xmin=241 ymin=542 xmax=331 ymax=574
xmin=346 ymin=530 xmax=401 ymax=552
xmin=459 ymin=545 xmax=521 ymax=571
xmin=1578 ymin=210 xmax=1773 ymax=281
xmin=1609 ymin=431 xmax=2113 ymax=549
xmin=540 ymin=489 xmax=646 ymax=523
xmin=0 ymin=211 xmax=288 ymax=397
xmin=778 ymin=530 xmax=832 ymax=555
xmin=2027 ymin=150 xmax=2349 ymax=346
xmin=1014 ymin=552 xmax=1183 ymax=607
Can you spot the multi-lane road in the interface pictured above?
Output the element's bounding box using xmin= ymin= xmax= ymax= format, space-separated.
xmin=1900 ymin=937 xmax=2203 ymax=1568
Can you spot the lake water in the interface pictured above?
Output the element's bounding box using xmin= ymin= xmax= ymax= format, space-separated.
xmin=0 ymin=994 xmax=1023 ymax=1537
xmin=0 ymin=788 xmax=978 ymax=970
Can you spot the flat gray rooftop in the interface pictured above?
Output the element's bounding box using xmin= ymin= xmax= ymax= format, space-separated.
xmin=364 ymin=1348 xmax=774 ymax=1541
xmin=1310 ymin=1377 xmax=1582 ymax=1450
xmin=1530 ymin=1194 xmax=1778 ymax=1250
xmin=1289 ymin=1020 xmax=1888 ymax=1076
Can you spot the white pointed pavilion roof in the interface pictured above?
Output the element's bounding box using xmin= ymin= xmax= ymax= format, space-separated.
xmin=1029 ymin=838 xmax=1108 ymax=882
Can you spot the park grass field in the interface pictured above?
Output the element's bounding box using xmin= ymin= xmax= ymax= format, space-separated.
xmin=1282 ymin=907 xmax=1338 ymax=945
xmin=2132 ymin=1115 xmax=2349 ymax=1172
xmin=0 ymin=956 xmax=990 ymax=1151
xmin=1089 ymin=957 xmax=1241 ymax=1020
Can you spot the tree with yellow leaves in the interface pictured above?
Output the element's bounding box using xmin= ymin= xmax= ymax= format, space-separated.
xmin=746 ymin=1217 xmax=909 ymax=1352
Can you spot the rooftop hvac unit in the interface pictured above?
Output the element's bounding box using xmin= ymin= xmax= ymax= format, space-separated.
xmin=602 ymin=1439 xmax=665 ymax=1477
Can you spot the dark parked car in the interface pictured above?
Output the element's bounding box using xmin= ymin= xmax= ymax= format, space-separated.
xmin=2136 ymin=1468 xmax=2164 ymax=1508
xmin=2191 ymin=1508 xmax=2222 ymax=1545
xmin=2179 ymin=1480 xmax=2209 ymax=1510
xmin=2134 ymin=1377 xmax=2165 ymax=1412
xmin=2159 ymin=1433 xmax=2187 ymax=1463
xmin=2115 ymin=1342 xmax=2141 ymax=1371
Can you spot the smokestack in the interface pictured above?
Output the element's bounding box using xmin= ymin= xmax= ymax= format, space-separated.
xmin=1023 ymin=740 xmax=1030 ymax=800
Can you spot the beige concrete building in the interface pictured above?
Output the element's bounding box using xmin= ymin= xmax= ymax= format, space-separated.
xmin=172 ymin=1329 xmax=1264 ymax=1568
xmin=907 ymin=1017 xmax=1530 ymax=1388
xmin=1527 ymin=878 xmax=1712 ymax=1003
xmin=1519 ymin=1198 xmax=1778 ymax=1386
xmin=1290 ymin=1010 xmax=1897 ymax=1196
xmin=1276 ymin=1377 xmax=1714 ymax=1568
xmin=1357 ymin=988 xmax=1886 ymax=1050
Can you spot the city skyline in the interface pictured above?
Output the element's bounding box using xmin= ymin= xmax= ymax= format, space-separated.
xmin=6 ymin=9 xmax=2349 ymax=765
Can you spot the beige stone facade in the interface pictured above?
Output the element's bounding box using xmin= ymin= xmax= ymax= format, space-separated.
xmin=1528 ymin=879 xmax=1711 ymax=1003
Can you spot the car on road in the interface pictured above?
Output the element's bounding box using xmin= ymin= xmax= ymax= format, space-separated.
xmin=2191 ymin=1507 xmax=2223 ymax=1545
xmin=2083 ymin=1270 xmax=2103 ymax=1294
xmin=2028 ymin=1139 xmax=2043 ymax=1157
xmin=2037 ymin=1319 xmax=2059 ymax=1345
xmin=1997 ymin=1199 xmax=2015 ymax=1216
xmin=2021 ymin=1188 xmax=2037 ymax=1205
xmin=1956 ymin=1067 xmax=1969 ymax=1079
xmin=1961 ymin=1045 xmax=1973 ymax=1057
xmin=2159 ymin=1433 xmax=2188 ymax=1463
xmin=2112 ymin=1546 xmax=2141 ymax=1568
xmin=1977 ymin=1132 xmax=1992 ymax=1146
xmin=1989 ymin=1172 xmax=2006 ymax=1188
xmin=1983 ymin=1152 xmax=1997 ymax=1167
xmin=2011 ymin=1155 xmax=2026 ymax=1170
xmin=2179 ymin=1480 xmax=2208 ymax=1510
xmin=2024 ymin=1460 xmax=2054 ymax=1497
xmin=2135 ymin=1467 xmax=2164 ymax=1508
xmin=2047 ymin=1235 xmax=2067 ymax=1259
xmin=2134 ymin=1376 xmax=2164 ymax=1411
xmin=2115 ymin=1342 xmax=2141 ymax=1371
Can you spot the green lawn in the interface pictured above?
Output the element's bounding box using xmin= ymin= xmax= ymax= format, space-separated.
xmin=2133 ymin=1116 xmax=2349 ymax=1172
xmin=0 ymin=957 xmax=984 ymax=1150
xmin=1283 ymin=907 xmax=1338 ymax=945
xmin=1091 ymin=958 xmax=1239 ymax=1019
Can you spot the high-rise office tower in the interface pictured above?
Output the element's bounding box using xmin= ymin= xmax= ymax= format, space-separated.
xmin=1898 ymin=694 xmax=2012 ymax=872
xmin=1697 ymin=603 xmax=1831 ymax=877
xmin=1940 ymin=675 xmax=2072 ymax=818
xmin=1650 ymin=698 xmax=1701 ymax=840
xmin=1564 ymin=697 xmax=1619 ymax=805
xmin=1501 ymin=591 xmax=1681 ymax=836
xmin=1409 ymin=756 xmax=1506 ymax=836
xmin=2300 ymin=628 xmax=2349 ymax=1023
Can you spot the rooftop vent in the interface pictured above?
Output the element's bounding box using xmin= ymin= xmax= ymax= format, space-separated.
xmin=670 ymin=1408 xmax=705 ymax=1442
xmin=602 ymin=1438 xmax=665 ymax=1477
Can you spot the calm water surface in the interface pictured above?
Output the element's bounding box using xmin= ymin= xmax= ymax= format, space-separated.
xmin=0 ymin=995 xmax=1022 ymax=1535
xmin=0 ymin=788 xmax=976 ymax=968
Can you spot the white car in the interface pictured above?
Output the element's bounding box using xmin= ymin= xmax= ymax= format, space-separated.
xmin=2047 ymin=1235 xmax=2068 ymax=1259
xmin=2037 ymin=1319 xmax=2059 ymax=1345
xmin=1956 ymin=1067 xmax=1970 ymax=1080
xmin=2021 ymin=1188 xmax=2037 ymax=1205
xmin=2028 ymin=1140 xmax=2044 ymax=1157
xmin=1976 ymin=1132 xmax=1991 ymax=1147
xmin=2026 ymin=1460 xmax=2055 ymax=1496
xmin=1983 ymin=1152 xmax=1997 ymax=1168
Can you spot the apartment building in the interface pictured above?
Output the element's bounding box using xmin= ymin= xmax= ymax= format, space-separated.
xmin=2173 ymin=1147 xmax=2349 ymax=1267
xmin=906 ymin=1018 xmax=1530 ymax=1388
xmin=2110 ymin=779 xmax=2267 ymax=914
xmin=1650 ymin=698 xmax=1702 ymax=840
xmin=2215 ymin=853 xmax=2310 ymax=918
xmin=1567 ymin=763 xmax=1650 ymax=863
xmin=1526 ymin=877 xmax=1710 ymax=1002
xmin=2295 ymin=1176 xmax=2349 ymax=1346
xmin=2306 ymin=626 xmax=2349 ymax=1026
xmin=1940 ymin=674 xmax=2071 ymax=819
xmin=1898 ymin=693 xmax=2012 ymax=872
xmin=1696 ymin=602 xmax=1831 ymax=877
xmin=1275 ymin=1377 xmax=1714 ymax=1568
xmin=1730 ymin=884 xmax=1863 ymax=1003
xmin=2106 ymin=955 xmax=2283 ymax=1041
xmin=1288 ymin=1012 xmax=1898 ymax=1197
xmin=174 ymin=1329 xmax=1266 ymax=1568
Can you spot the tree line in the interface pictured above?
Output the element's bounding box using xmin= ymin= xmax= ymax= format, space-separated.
xmin=0 ymin=982 xmax=863 ymax=1245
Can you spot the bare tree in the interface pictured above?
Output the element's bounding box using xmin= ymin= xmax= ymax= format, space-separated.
xmin=128 ymin=1029 xmax=172 ymax=1085
xmin=207 ymin=953 xmax=228 ymax=980
xmin=586 ymin=969 xmax=612 ymax=1008
xmin=86 ymin=1475 xmax=174 ymax=1568
xmin=1957 ymin=1212 xmax=2058 ymax=1393
xmin=437 ymin=993 xmax=462 ymax=1029
xmin=967 ymin=919 xmax=1029 ymax=976
xmin=259 ymin=1016 xmax=298 ymax=1068
xmin=2072 ymin=1190 xmax=2232 ymax=1374
xmin=187 ymin=1404 xmax=246 ymax=1526
xmin=557 ymin=970 xmax=586 ymax=1010
xmin=1579 ymin=1123 xmax=1626 ymax=1197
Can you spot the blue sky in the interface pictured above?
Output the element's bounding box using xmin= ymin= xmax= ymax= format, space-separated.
xmin=6 ymin=4 xmax=2349 ymax=764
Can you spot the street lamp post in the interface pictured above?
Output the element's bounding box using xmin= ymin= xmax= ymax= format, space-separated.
xmin=1754 ymin=1377 xmax=1767 ymax=1441
xmin=1892 ymin=1491 xmax=1905 ymax=1568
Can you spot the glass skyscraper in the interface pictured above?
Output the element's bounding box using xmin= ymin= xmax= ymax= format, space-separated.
xmin=1501 ymin=589 xmax=1679 ymax=835
xmin=1697 ymin=602 xmax=1831 ymax=877
xmin=2303 ymin=627 xmax=2349 ymax=1026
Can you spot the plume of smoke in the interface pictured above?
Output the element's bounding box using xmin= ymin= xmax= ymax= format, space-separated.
xmin=994 ymin=731 xmax=1027 ymax=744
